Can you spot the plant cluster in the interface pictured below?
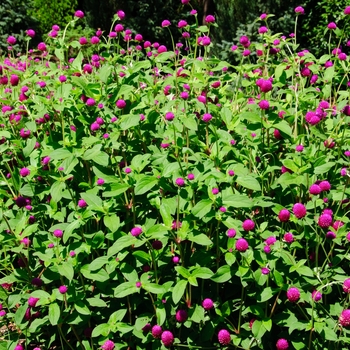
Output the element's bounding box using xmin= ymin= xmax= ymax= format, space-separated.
xmin=0 ymin=2 xmax=350 ymax=350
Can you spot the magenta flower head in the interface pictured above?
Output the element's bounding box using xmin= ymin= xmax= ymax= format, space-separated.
xmin=19 ymin=168 xmax=30 ymax=177
xmin=175 ymin=177 xmax=185 ymax=187
xmin=312 ymin=290 xmax=322 ymax=302
xmin=278 ymin=209 xmax=290 ymax=222
xmin=294 ymin=6 xmax=305 ymax=14
xmin=343 ymin=278 xmax=350 ymax=293
xmin=318 ymin=214 xmax=332 ymax=229
xmin=202 ymin=113 xmax=212 ymax=122
xmin=293 ymin=203 xmax=306 ymax=219
xmin=28 ymin=296 xmax=39 ymax=307
xmin=58 ymin=285 xmax=68 ymax=294
xmin=116 ymin=99 xmax=126 ymax=109
xmin=37 ymin=42 xmax=47 ymax=51
xmin=339 ymin=309 xmax=350 ymax=327
xmin=161 ymin=330 xmax=174 ymax=347
xmin=97 ymin=178 xmax=105 ymax=186
xmin=117 ymin=10 xmax=125 ymax=19
xmin=276 ymin=338 xmax=289 ymax=350
xmin=162 ymin=20 xmax=171 ymax=27
xmin=165 ymin=112 xmax=175 ymax=121
xmin=74 ymin=10 xmax=84 ymax=18
xmin=286 ymin=287 xmax=300 ymax=302
xmin=227 ymin=229 xmax=236 ymax=238
xmin=178 ymin=20 xmax=188 ymax=28
xmin=258 ymin=26 xmax=268 ymax=34
xmin=218 ymin=329 xmax=231 ymax=345
xmin=205 ymin=15 xmax=215 ymax=23
xmin=212 ymin=188 xmax=219 ymax=195
xmin=202 ymin=298 xmax=214 ymax=310
xmin=327 ymin=22 xmax=337 ymax=29
xmin=7 ymin=36 xmax=16 ymax=45
xmin=309 ymin=184 xmax=321 ymax=195
xmin=53 ymin=229 xmax=63 ymax=238
xmin=152 ymin=325 xmax=163 ymax=339
xmin=26 ymin=29 xmax=35 ymax=38
xmin=101 ymin=340 xmax=115 ymax=350
xmin=319 ymin=180 xmax=331 ymax=191
xmin=78 ymin=199 xmax=87 ymax=208
xmin=176 ymin=309 xmax=188 ymax=322
xmin=296 ymin=144 xmax=304 ymax=152
xmin=258 ymin=100 xmax=270 ymax=110
xmin=131 ymin=226 xmax=142 ymax=236
xmin=14 ymin=345 xmax=24 ymax=350
xmin=236 ymin=238 xmax=249 ymax=252
xmin=257 ymin=79 xmax=272 ymax=93
xmin=345 ymin=6 xmax=350 ymax=15
xmin=242 ymin=219 xmax=255 ymax=231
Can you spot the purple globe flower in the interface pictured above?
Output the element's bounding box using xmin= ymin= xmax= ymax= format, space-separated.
xmin=276 ymin=338 xmax=289 ymax=350
xmin=176 ymin=309 xmax=188 ymax=322
xmin=312 ymin=290 xmax=322 ymax=302
xmin=286 ymin=287 xmax=300 ymax=302
xmin=343 ymin=278 xmax=350 ymax=293
xmin=74 ymin=10 xmax=85 ymax=18
xmin=116 ymin=99 xmax=126 ymax=109
xmin=202 ymin=113 xmax=212 ymax=122
xmin=53 ymin=229 xmax=63 ymax=238
xmin=161 ymin=330 xmax=174 ymax=347
xmin=339 ymin=309 xmax=350 ymax=327
xmin=28 ymin=297 xmax=39 ymax=307
xmin=218 ymin=329 xmax=231 ymax=345
xmin=258 ymin=100 xmax=270 ymax=110
xmin=19 ymin=168 xmax=30 ymax=177
xmin=151 ymin=325 xmax=163 ymax=338
xmin=293 ymin=203 xmax=306 ymax=219
xmin=101 ymin=340 xmax=115 ymax=350
xmin=130 ymin=226 xmax=142 ymax=236
xmin=175 ymin=177 xmax=185 ymax=187
xmin=278 ymin=209 xmax=290 ymax=222
xmin=236 ymin=238 xmax=249 ymax=252
xmin=202 ymin=298 xmax=214 ymax=310
xmin=242 ymin=219 xmax=255 ymax=231
xmin=58 ymin=285 xmax=68 ymax=294
xmin=318 ymin=214 xmax=332 ymax=228
xmin=78 ymin=199 xmax=87 ymax=208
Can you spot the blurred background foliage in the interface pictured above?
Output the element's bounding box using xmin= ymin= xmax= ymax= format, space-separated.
xmin=0 ymin=0 xmax=348 ymax=60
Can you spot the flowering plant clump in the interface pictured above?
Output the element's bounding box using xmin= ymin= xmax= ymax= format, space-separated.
xmin=0 ymin=3 xmax=350 ymax=350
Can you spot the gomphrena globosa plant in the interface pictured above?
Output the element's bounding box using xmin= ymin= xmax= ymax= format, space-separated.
xmin=0 ymin=2 xmax=350 ymax=349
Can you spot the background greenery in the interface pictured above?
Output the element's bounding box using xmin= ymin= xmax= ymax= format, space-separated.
xmin=0 ymin=0 xmax=348 ymax=64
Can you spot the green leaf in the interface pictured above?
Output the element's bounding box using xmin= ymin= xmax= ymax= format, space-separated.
xmin=49 ymin=148 xmax=72 ymax=160
xmin=252 ymin=320 xmax=267 ymax=339
xmin=274 ymin=120 xmax=292 ymax=136
xmin=156 ymin=305 xmax=166 ymax=326
xmin=119 ymin=114 xmax=140 ymax=130
xmin=134 ymin=176 xmax=158 ymax=195
xmin=191 ymin=199 xmax=212 ymax=219
xmin=75 ymin=301 xmax=91 ymax=315
xmin=80 ymin=192 xmax=104 ymax=211
xmin=103 ymin=183 xmax=130 ymax=197
xmin=295 ymin=265 xmax=314 ymax=277
xmin=223 ymin=194 xmax=253 ymax=208
xmin=187 ymin=233 xmax=212 ymax=246
xmin=114 ymin=281 xmax=139 ymax=298
xmin=314 ymin=162 xmax=335 ymax=175
xmin=49 ymin=302 xmax=60 ymax=325
xmin=87 ymin=298 xmax=107 ymax=307
xmin=191 ymin=267 xmax=213 ymax=279
xmin=23 ymin=137 xmax=36 ymax=157
xmin=89 ymin=256 xmax=109 ymax=271
xmin=63 ymin=220 xmax=81 ymax=243
xmin=183 ymin=116 xmax=198 ymax=130
xmin=14 ymin=304 xmax=27 ymax=325
xmin=91 ymin=323 xmax=110 ymax=337
xmin=175 ymin=266 xmax=191 ymax=279
xmin=57 ymin=262 xmax=74 ymax=281
xmin=236 ymin=176 xmax=261 ymax=191
xmin=50 ymin=181 xmax=66 ymax=203
xmin=172 ymin=280 xmax=187 ymax=304
xmin=142 ymin=283 xmax=166 ymax=294
xmin=72 ymin=50 xmax=83 ymax=70
xmin=103 ymin=215 xmax=120 ymax=233
xmin=211 ymin=265 xmax=232 ymax=283
xmin=109 ymin=309 xmax=128 ymax=323
xmin=108 ymin=235 xmax=138 ymax=256
xmin=258 ymin=287 xmax=277 ymax=302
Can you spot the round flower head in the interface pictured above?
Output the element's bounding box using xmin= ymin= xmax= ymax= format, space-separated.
xmin=14 ymin=345 xmax=24 ymax=350
xmin=97 ymin=178 xmax=105 ymax=185
xmin=242 ymin=219 xmax=255 ymax=231
xmin=218 ymin=329 xmax=231 ymax=345
xmin=294 ymin=6 xmax=304 ymax=14
xmin=227 ymin=229 xmax=236 ymax=238
xmin=7 ymin=36 xmax=16 ymax=45
xmin=309 ymin=184 xmax=321 ymax=195
xmin=175 ymin=177 xmax=185 ymax=187
xmin=78 ymin=199 xmax=87 ymax=208
xmin=176 ymin=309 xmax=188 ymax=322
xmin=202 ymin=113 xmax=212 ymax=122
xmin=28 ymin=296 xmax=39 ymax=307
xmin=162 ymin=20 xmax=171 ymax=27
xmin=117 ymin=10 xmax=125 ymax=19
xmin=343 ymin=279 xmax=350 ymax=293
xmin=318 ymin=214 xmax=332 ymax=228
xmin=58 ymin=285 xmax=68 ymax=294
xmin=327 ymin=22 xmax=336 ymax=29
xmin=212 ymin=188 xmax=219 ymax=195
xmin=130 ymin=226 xmax=142 ymax=236
xmin=152 ymin=240 xmax=163 ymax=250
xmin=296 ymin=144 xmax=304 ymax=152
xmin=202 ymin=298 xmax=214 ymax=310
xmin=53 ymin=229 xmax=63 ymax=238
xmin=165 ymin=112 xmax=174 ymax=121
xmin=286 ymin=287 xmax=300 ymax=302
xmin=116 ymin=99 xmax=126 ymax=109
xmin=276 ymin=338 xmax=289 ymax=350
xmin=319 ymin=180 xmax=331 ymax=191
xmin=345 ymin=6 xmax=350 ymax=15
xmin=339 ymin=309 xmax=350 ymax=327
xmin=312 ymin=290 xmax=322 ymax=302
xmin=19 ymin=168 xmax=30 ymax=177
xmin=236 ymin=238 xmax=249 ymax=252
xmin=265 ymin=236 xmax=276 ymax=246
xmin=152 ymin=325 xmax=163 ymax=338
xmin=101 ymin=340 xmax=115 ymax=350
xmin=293 ymin=203 xmax=306 ymax=219
xmin=161 ymin=330 xmax=174 ymax=347
xmin=261 ymin=267 xmax=270 ymax=275
xmin=74 ymin=10 xmax=84 ymax=18
xmin=258 ymin=100 xmax=270 ymax=110
xmin=278 ymin=209 xmax=290 ymax=222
